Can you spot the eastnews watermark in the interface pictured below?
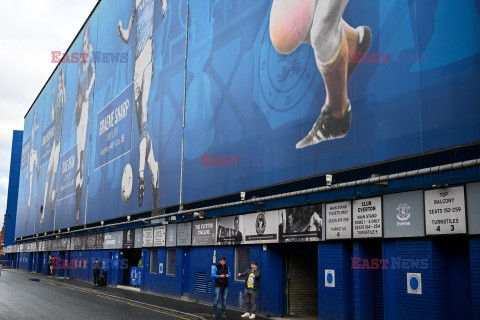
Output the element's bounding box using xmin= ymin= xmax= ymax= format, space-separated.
xmin=201 ymin=154 xmax=239 ymax=167
xmin=351 ymin=51 xmax=429 ymax=64
xmin=200 ymin=154 xmax=286 ymax=167
xmin=51 ymin=51 xmax=128 ymax=64
xmin=50 ymin=258 xmax=130 ymax=270
xmin=351 ymin=257 xmax=429 ymax=270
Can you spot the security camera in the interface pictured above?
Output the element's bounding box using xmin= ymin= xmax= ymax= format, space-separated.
xmin=127 ymin=215 xmax=131 ymax=221
xmin=193 ymin=211 xmax=205 ymax=219
xmin=240 ymin=191 xmax=246 ymax=201
xmin=326 ymin=174 xmax=333 ymax=186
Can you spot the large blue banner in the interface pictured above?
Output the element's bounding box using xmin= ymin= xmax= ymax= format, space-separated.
xmin=15 ymin=0 xmax=480 ymax=238
xmin=182 ymin=0 xmax=480 ymax=203
xmin=85 ymin=0 xmax=183 ymax=224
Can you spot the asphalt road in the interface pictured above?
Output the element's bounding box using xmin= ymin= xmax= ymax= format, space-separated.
xmin=0 ymin=269 xmax=196 ymax=320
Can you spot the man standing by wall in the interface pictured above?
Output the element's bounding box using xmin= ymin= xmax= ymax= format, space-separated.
xmin=211 ymin=257 xmax=231 ymax=318
xmin=48 ymin=255 xmax=53 ymax=276
xmin=93 ymin=258 xmax=101 ymax=285
xmin=238 ymin=261 xmax=261 ymax=319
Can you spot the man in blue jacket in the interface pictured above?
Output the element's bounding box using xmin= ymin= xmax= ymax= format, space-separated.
xmin=211 ymin=257 xmax=231 ymax=318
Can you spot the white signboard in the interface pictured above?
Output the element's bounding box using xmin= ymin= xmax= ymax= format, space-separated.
xmin=353 ymin=197 xmax=382 ymax=238
xmin=407 ymin=273 xmax=422 ymax=294
xmin=244 ymin=211 xmax=279 ymax=244
xmin=142 ymin=227 xmax=154 ymax=247
xmin=425 ymin=186 xmax=466 ymax=235
xmin=153 ymin=226 xmax=166 ymax=247
xmin=326 ymin=201 xmax=352 ymax=239
xmin=325 ymin=270 xmax=335 ymax=287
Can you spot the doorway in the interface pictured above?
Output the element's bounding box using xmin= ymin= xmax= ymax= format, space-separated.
xmin=282 ymin=243 xmax=318 ymax=317
xmin=121 ymin=248 xmax=142 ymax=286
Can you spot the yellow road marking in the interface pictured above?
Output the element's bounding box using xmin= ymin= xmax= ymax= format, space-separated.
xmin=58 ymin=285 xmax=196 ymax=320
xmin=8 ymin=270 xmax=201 ymax=320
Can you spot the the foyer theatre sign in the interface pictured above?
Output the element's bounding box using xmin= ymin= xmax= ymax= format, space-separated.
xmin=326 ymin=201 xmax=352 ymax=240
xmin=353 ymin=197 xmax=382 ymax=238
xmin=424 ymin=186 xmax=466 ymax=235
xmin=192 ymin=219 xmax=216 ymax=246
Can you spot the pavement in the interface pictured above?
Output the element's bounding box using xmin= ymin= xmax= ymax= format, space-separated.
xmin=1 ymin=268 xmax=271 ymax=320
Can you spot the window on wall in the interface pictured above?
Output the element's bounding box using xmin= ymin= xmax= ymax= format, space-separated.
xmin=235 ymin=247 xmax=250 ymax=281
xmin=150 ymin=250 xmax=158 ymax=274
xmin=166 ymin=248 xmax=176 ymax=275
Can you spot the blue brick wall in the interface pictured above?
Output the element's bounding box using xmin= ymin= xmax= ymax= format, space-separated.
xmin=143 ymin=248 xmax=184 ymax=297
xmin=188 ymin=246 xmax=253 ymax=308
xmin=18 ymin=252 xmax=31 ymax=270
xmin=141 ymin=245 xmax=282 ymax=315
xmin=69 ymin=250 xmax=91 ymax=281
xmin=9 ymin=236 xmax=478 ymax=320
xmin=470 ymin=237 xmax=480 ymax=320
xmin=389 ymin=239 xmax=449 ymax=320
xmin=352 ymin=242 xmax=375 ymax=320
xmin=88 ymin=250 xmax=116 ymax=285
xmin=8 ymin=244 xmax=281 ymax=317
xmin=61 ymin=250 xmax=119 ymax=286
xmin=317 ymin=242 xmax=352 ymax=320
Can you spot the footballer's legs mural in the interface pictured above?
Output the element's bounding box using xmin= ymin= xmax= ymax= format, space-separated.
xmin=86 ymin=0 xmax=182 ymax=224
xmin=269 ymin=0 xmax=371 ymax=148
xmin=75 ymin=26 xmax=96 ymax=226
xmin=41 ymin=67 xmax=66 ymax=228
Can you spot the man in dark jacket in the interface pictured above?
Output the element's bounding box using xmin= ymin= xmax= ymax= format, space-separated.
xmin=93 ymin=258 xmax=101 ymax=285
xmin=211 ymin=257 xmax=231 ymax=318
xmin=47 ymin=256 xmax=53 ymax=276
xmin=238 ymin=261 xmax=261 ymax=319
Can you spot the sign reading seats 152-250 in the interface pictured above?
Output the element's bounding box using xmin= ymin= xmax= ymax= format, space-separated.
xmin=424 ymin=186 xmax=466 ymax=235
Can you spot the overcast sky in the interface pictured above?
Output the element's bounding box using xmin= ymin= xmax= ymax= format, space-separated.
xmin=0 ymin=0 xmax=98 ymax=229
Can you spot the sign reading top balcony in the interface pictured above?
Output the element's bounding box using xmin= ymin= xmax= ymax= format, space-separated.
xmin=425 ymin=186 xmax=466 ymax=235
xmin=326 ymin=201 xmax=352 ymax=240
